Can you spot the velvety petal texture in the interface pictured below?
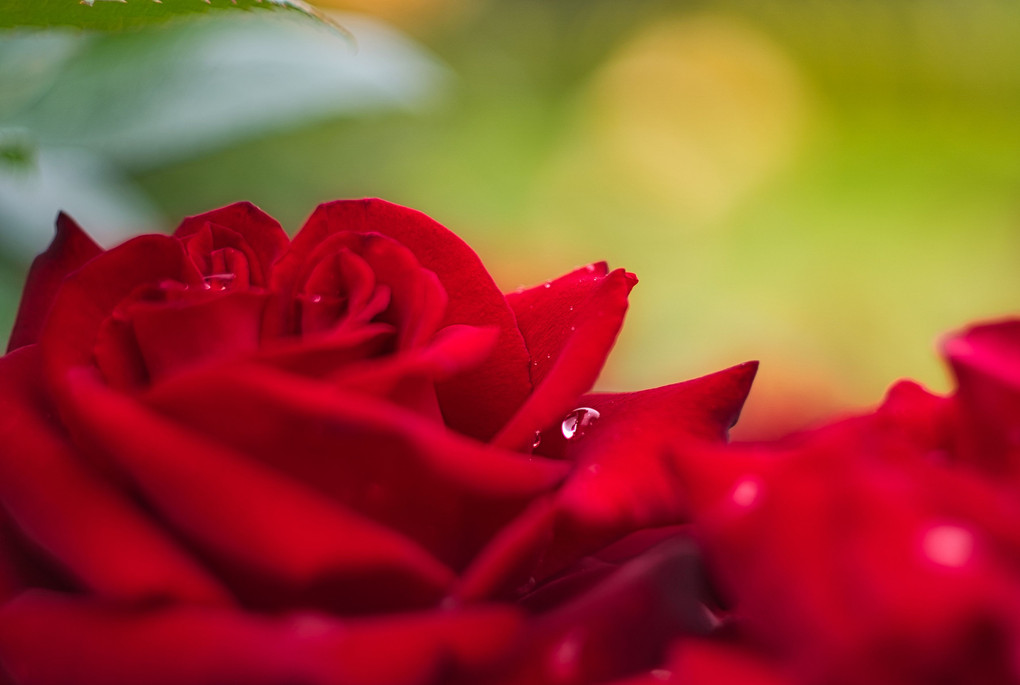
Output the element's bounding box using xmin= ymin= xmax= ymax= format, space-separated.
xmin=280 ymin=199 xmax=533 ymax=441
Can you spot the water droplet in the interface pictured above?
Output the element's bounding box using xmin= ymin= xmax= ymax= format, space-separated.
xmin=543 ymin=282 xmax=551 ymax=289
xmin=585 ymin=264 xmax=596 ymax=273
xmin=544 ymin=353 xmax=551 ymax=359
xmin=731 ymin=478 xmax=760 ymax=508
xmin=532 ymin=432 xmax=542 ymax=449
xmin=517 ymin=575 xmax=537 ymax=595
xmin=310 ymin=295 xmax=323 ymax=303
xmin=570 ymin=326 xmax=576 ymax=332
xmin=561 ymin=407 xmax=600 ymax=440
xmin=923 ymin=524 xmax=974 ymax=568
xmin=568 ymin=305 xmax=574 ymax=312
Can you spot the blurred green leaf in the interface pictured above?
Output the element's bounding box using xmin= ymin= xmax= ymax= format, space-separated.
xmin=0 ymin=146 xmax=160 ymax=255
xmin=0 ymin=0 xmax=332 ymax=32
xmin=1 ymin=13 xmax=447 ymax=168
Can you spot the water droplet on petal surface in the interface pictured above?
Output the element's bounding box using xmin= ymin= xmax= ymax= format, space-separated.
xmin=532 ymin=432 xmax=542 ymax=449
xmin=561 ymin=407 xmax=600 ymax=440
xmin=517 ymin=575 xmax=537 ymax=595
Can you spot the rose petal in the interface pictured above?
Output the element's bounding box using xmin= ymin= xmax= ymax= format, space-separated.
xmin=0 ymin=509 xmax=73 ymax=607
xmin=295 ymin=232 xmax=448 ymax=350
xmin=493 ymin=268 xmax=637 ymax=451
xmin=330 ymin=325 xmax=499 ymax=394
xmin=7 ymin=213 xmax=102 ymax=353
xmin=129 ymin=290 xmax=269 ymax=382
xmin=259 ymin=323 xmax=396 ymax=377
xmin=505 ymin=262 xmax=610 ymax=387
xmin=0 ymin=591 xmax=522 ymax=685
xmin=40 ymin=235 xmax=203 ymax=393
xmin=142 ymin=362 xmax=570 ymax=569
xmin=532 ymin=362 xmax=757 ymax=578
xmin=496 ymin=536 xmax=716 ymax=685
xmin=666 ymin=640 xmax=792 ymax=685
xmin=0 ymin=346 xmax=230 ymax=605
xmin=174 ymin=202 xmax=289 ymax=287
xmin=65 ymin=368 xmax=457 ymax=613
xmin=282 ymin=199 xmax=532 ymax=441
xmin=329 ymin=325 xmax=500 ymax=418
xmin=943 ymin=319 xmax=1020 ymax=477
xmin=677 ymin=415 xmax=1020 ymax=685
xmin=452 ymin=497 xmax=558 ymax=603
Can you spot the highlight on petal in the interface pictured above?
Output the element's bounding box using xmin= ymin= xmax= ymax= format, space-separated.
xmin=671 ymin=411 xmax=1020 ymax=685
xmin=493 ymin=268 xmax=637 ymax=451
xmin=0 ymin=591 xmax=523 ymax=685
xmin=283 ymin=199 xmax=533 ymax=441
xmin=7 ymin=213 xmax=102 ymax=353
xmin=65 ymin=368 xmax=457 ymax=613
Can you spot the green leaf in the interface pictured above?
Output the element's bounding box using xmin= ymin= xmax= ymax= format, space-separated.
xmin=0 ymin=0 xmax=333 ymax=32
xmin=1 ymin=12 xmax=446 ymax=167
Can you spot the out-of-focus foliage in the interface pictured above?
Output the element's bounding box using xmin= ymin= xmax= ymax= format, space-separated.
xmin=2 ymin=0 xmax=1019 ymax=435
xmin=0 ymin=12 xmax=445 ymax=253
xmin=0 ymin=0 xmax=329 ymax=32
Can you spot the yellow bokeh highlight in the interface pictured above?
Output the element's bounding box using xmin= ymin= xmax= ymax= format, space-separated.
xmin=586 ymin=14 xmax=810 ymax=222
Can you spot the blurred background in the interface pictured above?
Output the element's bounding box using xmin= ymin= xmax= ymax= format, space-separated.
xmin=1 ymin=0 xmax=1019 ymax=437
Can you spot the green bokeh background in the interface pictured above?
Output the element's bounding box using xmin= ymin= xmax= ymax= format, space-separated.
xmin=2 ymin=0 xmax=1018 ymax=436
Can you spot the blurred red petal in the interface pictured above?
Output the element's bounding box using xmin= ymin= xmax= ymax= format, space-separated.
xmin=7 ymin=213 xmax=102 ymax=353
xmin=66 ymin=368 xmax=456 ymax=613
xmin=142 ymin=363 xmax=569 ymax=570
xmin=0 ymin=347 xmax=230 ymax=605
xmin=40 ymin=235 xmax=203 ymax=393
xmin=0 ymin=591 xmax=522 ymax=685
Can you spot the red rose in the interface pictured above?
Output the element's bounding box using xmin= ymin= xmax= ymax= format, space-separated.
xmin=667 ymin=320 xmax=1020 ymax=685
xmin=0 ymin=199 xmax=756 ymax=685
